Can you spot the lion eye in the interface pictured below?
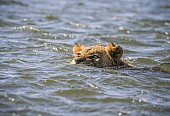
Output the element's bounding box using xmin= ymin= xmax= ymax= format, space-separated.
xmin=111 ymin=50 xmax=120 ymax=54
xmin=116 ymin=50 xmax=120 ymax=53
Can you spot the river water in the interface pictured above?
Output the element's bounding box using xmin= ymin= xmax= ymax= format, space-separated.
xmin=0 ymin=0 xmax=170 ymax=116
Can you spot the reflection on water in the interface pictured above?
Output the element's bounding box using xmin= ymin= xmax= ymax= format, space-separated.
xmin=0 ymin=0 xmax=170 ymax=115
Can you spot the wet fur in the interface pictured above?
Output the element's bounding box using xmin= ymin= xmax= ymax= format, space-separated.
xmin=70 ymin=42 xmax=131 ymax=68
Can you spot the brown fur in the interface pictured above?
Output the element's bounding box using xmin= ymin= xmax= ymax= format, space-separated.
xmin=70 ymin=42 xmax=131 ymax=68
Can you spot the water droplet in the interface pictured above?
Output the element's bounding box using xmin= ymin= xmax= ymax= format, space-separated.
xmin=118 ymin=112 xmax=122 ymax=115
xmin=165 ymin=32 xmax=168 ymax=35
xmin=127 ymin=31 xmax=130 ymax=33
xmin=43 ymin=33 xmax=48 ymax=36
xmin=9 ymin=97 xmax=15 ymax=101
xmin=88 ymin=83 xmax=98 ymax=88
xmin=5 ymin=94 xmax=8 ymax=97
xmin=62 ymin=34 xmax=66 ymax=37
xmin=52 ymin=47 xmax=58 ymax=51
xmin=38 ymin=114 xmax=42 ymax=116
xmin=12 ymin=113 xmax=17 ymax=116
xmin=23 ymin=18 xmax=28 ymax=21
xmin=22 ymin=25 xmax=26 ymax=29
xmin=13 ymin=27 xmax=17 ymax=29
xmin=165 ymin=22 xmax=169 ymax=25
xmin=119 ymin=27 xmax=125 ymax=30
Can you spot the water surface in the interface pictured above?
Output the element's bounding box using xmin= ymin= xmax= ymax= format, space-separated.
xmin=0 ymin=0 xmax=170 ymax=115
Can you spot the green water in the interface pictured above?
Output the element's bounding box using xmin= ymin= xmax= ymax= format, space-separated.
xmin=0 ymin=0 xmax=170 ymax=116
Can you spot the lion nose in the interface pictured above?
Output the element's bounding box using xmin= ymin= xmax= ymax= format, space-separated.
xmin=75 ymin=57 xmax=86 ymax=64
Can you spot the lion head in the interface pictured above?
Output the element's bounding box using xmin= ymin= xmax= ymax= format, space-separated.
xmin=105 ymin=42 xmax=123 ymax=64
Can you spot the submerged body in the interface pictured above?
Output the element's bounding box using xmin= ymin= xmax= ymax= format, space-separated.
xmin=70 ymin=42 xmax=132 ymax=68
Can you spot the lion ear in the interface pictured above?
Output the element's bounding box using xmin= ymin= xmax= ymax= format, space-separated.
xmin=73 ymin=43 xmax=82 ymax=53
xmin=108 ymin=42 xmax=116 ymax=47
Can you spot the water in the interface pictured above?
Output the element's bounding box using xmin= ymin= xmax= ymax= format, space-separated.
xmin=0 ymin=0 xmax=170 ymax=115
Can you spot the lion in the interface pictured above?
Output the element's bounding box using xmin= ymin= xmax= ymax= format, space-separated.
xmin=70 ymin=42 xmax=132 ymax=68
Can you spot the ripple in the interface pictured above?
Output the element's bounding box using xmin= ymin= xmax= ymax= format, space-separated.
xmin=79 ymin=97 xmax=146 ymax=104
xmin=135 ymin=19 xmax=170 ymax=27
xmin=159 ymin=55 xmax=170 ymax=63
xmin=56 ymin=89 xmax=99 ymax=97
xmin=42 ymin=79 xmax=57 ymax=86
xmin=69 ymin=22 xmax=87 ymax=28
xmin=1 ymin=0 xmax=170 ymax=115
xmin=136 ymin=58 xmax=159 ymax=65
xmin=0 ymin=0 xmax=28 ymax=6
xmin=43 ymin=14 xmax=59 ymax=20
xmin=159 ymin=63 xmax=170 ymax=73
xmin=13 ymin=25 xmax=44 ymax=32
